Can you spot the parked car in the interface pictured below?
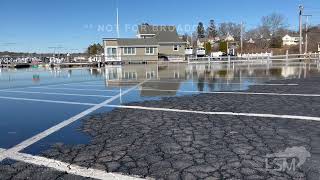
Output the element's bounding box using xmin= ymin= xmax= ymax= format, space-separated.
xmin=196 ymin=48 xmax=206 ymax=57
xmin=185 ymin=47 xmax=194 ymax=55
xmin=211 ymin=51 xmax=224 ymax=58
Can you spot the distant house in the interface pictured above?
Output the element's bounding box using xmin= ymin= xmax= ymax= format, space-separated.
xmin=282 ymin=34 xmax=302 ymax=46
xmin=103 ymin=24 xmax=186 ymax=63
xmin=247 ymin=38 xmax=255 ymax=44
xmin=137 ymin=25 xmax=187 ymax=58
xmin=221 ymin=33 xmax=235 ymax=42
xmin=197 ymin=38 xmax=207 ymax=48
xmin=103 ymin=38 xmax=159 ymax=62
xmin=196 ymin=37 xmax=219 ymax=48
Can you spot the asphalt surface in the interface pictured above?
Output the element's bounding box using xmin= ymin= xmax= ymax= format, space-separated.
xmin=1 ymin=77 xmax=320 ymax=180
xmin=0 ymin=159 xmax=90 ymax=180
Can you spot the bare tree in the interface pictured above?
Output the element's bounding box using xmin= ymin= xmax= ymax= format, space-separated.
xmin=218 ymin=22 xmax=242 ymax=41
xmin=261 ymin=13 xmax=287 ymax=36
xmin=307 ymin=26 xmax=320 ymax=52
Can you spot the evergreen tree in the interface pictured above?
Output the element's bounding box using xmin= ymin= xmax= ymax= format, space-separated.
xmin=197 ymin=22 xmax=205 ymax=39
xmin=207 ymin=20 xmax=218 ymax=38
xmin=87 ymin=43 xmax=104 ymax=55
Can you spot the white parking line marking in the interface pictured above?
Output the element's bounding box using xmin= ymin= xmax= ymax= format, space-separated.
xmin=2 ymin=88 xmax=319 ymax=107
xmin=253 ymin=83 xmax=298 ymax=86
xmin=51 ymin=84 xmax=107 ymax=87
xmin=0 ymin=90 xmax=113 ymax=98
xmin=45 ymin=81 xmax=103 ymax=87
xmin=84 ymin=81 xmax=298 ymax=86
xmin=0 ymin=96 xmax=96 ymax=106
xmin=1 ymin=95 xmax=319 ymax=122
xmin=137 ymin=88 xmax=320 ymax=97
xmin=0 ymin=81 xmax=146 ymax=161
xmin=0 ymin=148 xmax=144 ymax=180
xmin=28 ymin=86 xmax=120 ymax=93
xmin=109 ymin=105 xmax=320 ymax=122
xmin=0 ymin=80 xmax=104 ymax=92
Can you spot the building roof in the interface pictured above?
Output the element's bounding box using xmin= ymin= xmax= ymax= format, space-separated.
xmin=104 ymin=38 xmax=158 ymax=47
xmin=138 ymin=25 xmax=185 ymax=43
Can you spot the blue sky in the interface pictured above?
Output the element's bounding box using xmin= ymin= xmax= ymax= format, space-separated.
xmin=0 ymin=0 xmax=319 ymax=53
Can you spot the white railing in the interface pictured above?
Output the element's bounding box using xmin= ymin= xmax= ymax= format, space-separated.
xmin=187 ymin=52 xmax=320 ymax=64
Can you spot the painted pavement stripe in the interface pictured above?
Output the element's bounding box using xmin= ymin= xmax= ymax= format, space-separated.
xmin=72 ymin=81 xmax=298 ymax=86
xmin=137 ymin=88 xmax=320 ymax=97
xmin=1 ymin=95 xmax=320 ymax=122
xmin=0 ymin=96 xmax=96 ymax=106
xmin=0 ymin=80 xmax=104 ymax=91
xmin=27 ymin=86 xmax=120 ymax=92
xmin=0 ymin=90 xmax=114 ymax=98
xmin=108 ymin=105 xmax=320 ymax=122
xmin=0 ymin=148 xmax=144 ymax=180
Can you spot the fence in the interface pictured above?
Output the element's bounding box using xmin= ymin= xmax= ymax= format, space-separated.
xmin=187 ymin=52 xmax=320 ymax=65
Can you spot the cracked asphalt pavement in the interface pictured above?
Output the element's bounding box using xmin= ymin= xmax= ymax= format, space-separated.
xmin=1 ymin=77 xmax=320 ymax=180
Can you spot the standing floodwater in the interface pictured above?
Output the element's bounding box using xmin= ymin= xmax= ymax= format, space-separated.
xmin=1 ymin=62 xmax=320 ymax=179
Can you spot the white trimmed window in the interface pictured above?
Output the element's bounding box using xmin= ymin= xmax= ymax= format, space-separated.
xmin=123 ymin=47 xmax=136 ymax=55
xmin=173 ymin=45 xmax=179 ymax=51
xmin=145 ymin=47 xmax=155 ymax=55
xmin=146 ymin=71 xmax=156 ymax=79
xmin=106 ymin=48 xmax=117 ymax=56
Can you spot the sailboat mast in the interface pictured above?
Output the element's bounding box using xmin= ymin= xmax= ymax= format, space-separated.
xmin=116 ymin=7 xmax=120 ymax=38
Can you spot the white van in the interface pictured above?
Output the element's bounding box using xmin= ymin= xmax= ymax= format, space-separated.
xmin=185 ymin=47 xmax=194 ymax=55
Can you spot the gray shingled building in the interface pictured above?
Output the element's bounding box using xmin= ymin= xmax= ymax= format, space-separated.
xmin=103 ymin=24 xmax=186 ymax=63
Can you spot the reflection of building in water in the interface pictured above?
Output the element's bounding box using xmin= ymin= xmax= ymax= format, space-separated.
xmin=90 ymin=68 xmax=103 ymax=77
xmin=50 ymin=67 xmax=62 ymax=78
xmin=281 ymin=66 xmax=299 ymax=78
xmin=140 ymin=81 xmax=180 ymax=97
xmin=103 ymin=64 xmax=187 ymax=96
xmin=101 ymin=64 xmax=312 ymax=94
xmin=141 ymin=65 xmax=187 ymax=96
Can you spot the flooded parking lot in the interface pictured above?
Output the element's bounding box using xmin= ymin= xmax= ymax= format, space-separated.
xmin=1 ymin=62 xmax=320 ymax=179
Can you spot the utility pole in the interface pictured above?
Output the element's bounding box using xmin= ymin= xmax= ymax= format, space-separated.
xmin=240 ymin=22 xmax=243 ymax=56
xmin=299 ymin=5 xmax=304 ymax=55
xmin=303 ymin=15 xmax=312 ymax=54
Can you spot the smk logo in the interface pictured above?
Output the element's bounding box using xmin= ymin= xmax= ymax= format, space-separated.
xmin=265 ymin=146 xmax=311 ymax=172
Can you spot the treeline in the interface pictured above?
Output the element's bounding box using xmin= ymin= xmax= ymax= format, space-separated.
xmin=190 ymin=13 xmax=320 ymax=53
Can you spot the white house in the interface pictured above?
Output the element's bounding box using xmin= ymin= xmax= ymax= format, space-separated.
xmin=247 ymin=38 xmax=255 ymax=44
xmin=196 ymin=37 xmax=217 ymax=48
xmin=282 ymin=34 xmax=302 ymax=46
xmin=224 ymin=33 xmax=235 ymax=42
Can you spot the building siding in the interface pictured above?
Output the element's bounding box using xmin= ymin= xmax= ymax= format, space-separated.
xmin=158 ymin=44 xmax=185 ymax=57
xmin=120 ymin=47 xmax=158 ymax=62
xmin=104 ymin=40 xmax=118 ymax=46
